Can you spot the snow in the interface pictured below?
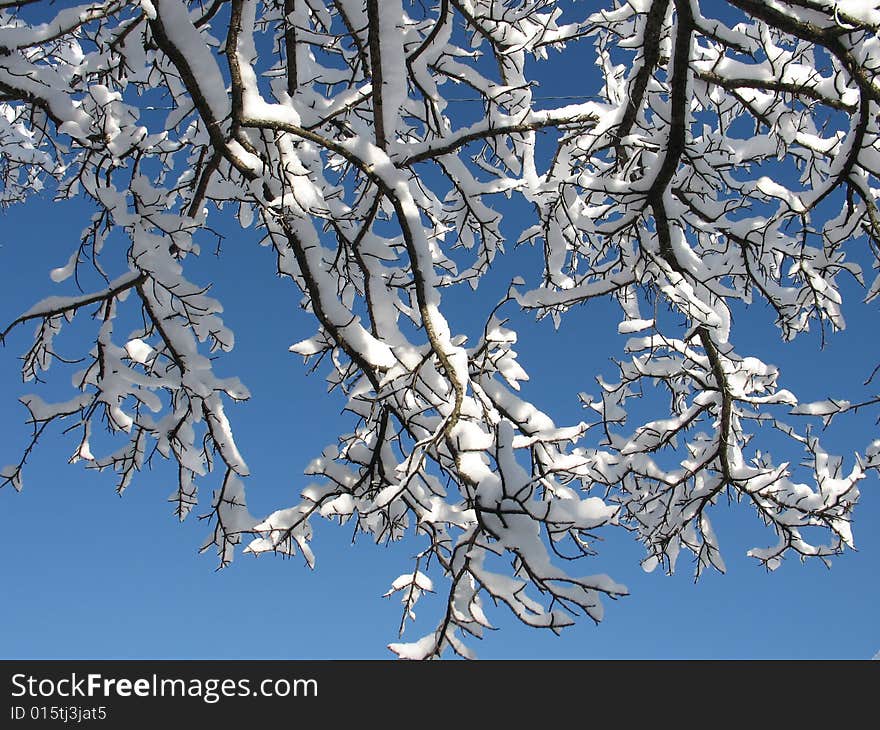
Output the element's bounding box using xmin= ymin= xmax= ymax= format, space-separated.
xmin=618 ymin=318 xmax=654 ymax=334
xmin=283 ymin=216 xmax=397 ymax=370
xmin=385 ymin=571 xmax=434 ymax=595
xmin=376 ymin=0 xmax=406 ymax=148
xmin=50 ymin=252 xmax=79 ymax=284
xmin=19 ymin=272 xmax=143 ymax=321
xmin=835 ymin=1 xmax=880 ymax=26
xmin=124 ymin=338 xmax=154 ymax=364
xmin=154 ymin=0 xmax=231 ymax=123
xmin=756 ymin=176 xmax=806 ymax=213
xmin=139 ymin=0 xmax=157 ymax=20
xmin=792 ymin=399 xmax=851 ymax=417
xmin=388 ymin=632 xmax=441 ymax=660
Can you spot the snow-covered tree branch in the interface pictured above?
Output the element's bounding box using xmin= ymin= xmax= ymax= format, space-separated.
xmin=0 ymin=0 xmax=877 ymax=658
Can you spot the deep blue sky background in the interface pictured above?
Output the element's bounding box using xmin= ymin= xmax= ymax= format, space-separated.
xmin=0 ymin=0 xmax=878 ymax=659
xmin=1 ymin=191 xmax=877 ymax=660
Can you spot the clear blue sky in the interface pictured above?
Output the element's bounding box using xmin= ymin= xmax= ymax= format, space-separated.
xmin=1 ymin=190 xmax=877 ymax=660
xmin=0 ymin=2 xmax=878 ymax=659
